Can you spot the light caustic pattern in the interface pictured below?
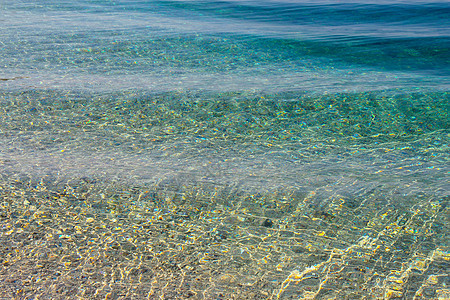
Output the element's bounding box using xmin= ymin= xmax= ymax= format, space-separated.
xmin=0 ymin=177 xmax=448 ymax=299
xmin=0 ymin=90 xmax=448 ymax=299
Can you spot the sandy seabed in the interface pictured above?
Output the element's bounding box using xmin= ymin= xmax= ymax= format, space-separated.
xmin=0 ymin=173 xmax=448 ymax=299
xmin=0 ymin=90 xmax=448 ymax=299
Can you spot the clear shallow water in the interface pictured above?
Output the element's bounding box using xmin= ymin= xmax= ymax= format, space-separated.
xmin=0 ymin=1 xmax=449 ymax=299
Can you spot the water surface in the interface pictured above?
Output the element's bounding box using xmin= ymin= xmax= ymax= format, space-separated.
xmin=0 ymin=1 xmax=448 ymax=299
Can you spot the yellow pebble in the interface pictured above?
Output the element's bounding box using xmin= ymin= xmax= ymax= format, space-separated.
xmin=427 ymin=275 xmax=439 ymax=285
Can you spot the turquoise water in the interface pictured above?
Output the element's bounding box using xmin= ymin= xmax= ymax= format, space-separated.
xmin=0 ymin=1 xmax=449 ymax=299
xmin=1 ymin=0 xmax=449 ymax=92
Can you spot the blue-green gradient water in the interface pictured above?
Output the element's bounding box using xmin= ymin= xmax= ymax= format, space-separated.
xmin=0 ymin=1 xmax=448 ymax=299
xmin=1 ymin=0 xmax=449 ymax=91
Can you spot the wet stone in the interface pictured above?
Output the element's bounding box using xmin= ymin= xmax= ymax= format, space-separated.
xmin=262 ymin=219 xmax=273 ymax=228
